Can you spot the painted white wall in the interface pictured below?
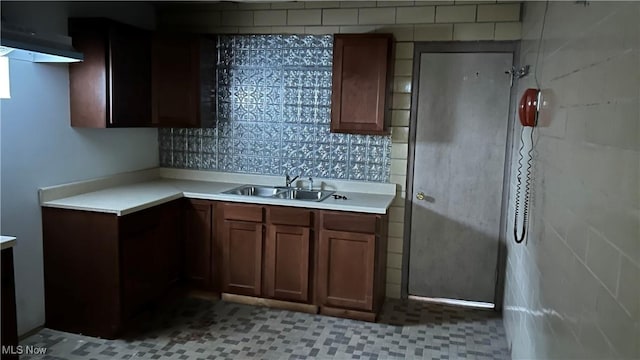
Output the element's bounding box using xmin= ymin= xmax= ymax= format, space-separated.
xmin=0 ymin=2 xmax=158 ymax=335
xmin=503 ymin=2 xmax=639 ymax=359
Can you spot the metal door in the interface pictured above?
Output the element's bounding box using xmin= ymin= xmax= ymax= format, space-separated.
xmin=407 ymin=52 xmax=513 ymax=304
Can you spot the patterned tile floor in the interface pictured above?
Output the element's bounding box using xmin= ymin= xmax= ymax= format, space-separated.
xmin=21 ymin=297 xmax=509 ymax=359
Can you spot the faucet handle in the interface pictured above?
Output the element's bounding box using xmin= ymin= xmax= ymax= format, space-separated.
xmin=285 ymin=173 xmax=296 ymax=187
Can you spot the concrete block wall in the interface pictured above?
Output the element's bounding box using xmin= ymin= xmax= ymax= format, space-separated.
xmin=503 ymin=2 xmax=639 ymax=358
xmin=158 ymin=0 xmax=522 ymax=299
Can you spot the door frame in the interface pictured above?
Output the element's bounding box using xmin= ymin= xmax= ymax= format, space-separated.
xmin=401 ymin=41 xmax=521 ymax=310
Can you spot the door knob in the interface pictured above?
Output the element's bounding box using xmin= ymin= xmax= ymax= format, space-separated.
xmin=416 ymin=192 xmax=425 ymax=201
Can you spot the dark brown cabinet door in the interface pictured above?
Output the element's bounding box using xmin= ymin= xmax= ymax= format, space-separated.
xmin=184 ymin=200 xmax=213 ymax=290
xmin=69 ymin=18 xmax=150 ymax=128
xmin=120 ymin=225 xmax=157 ymax=318
xmin=331 ymin=34 xmax=393 ymax=135
xmin=43 ymin=208 xmax=122 ymax=338
xmin=109 ymin=23 xmax=151 ymax=127
xmin=318 ymin=230 xmax=376 ymax=311
xmin=264 ymin=225 xmax=311 ymax=302
xmin=151 ymin=34 xmax=201 ymax=128
xmin=222 ymin=220 xmax=263 ymax=296
xmin=1 ymin=249 xmax=18 ymax=360
xmin=156 ymin=201 xmax=182 ymax=290
xmin=68 ymin=20 xmax=108 ymax=128
xmin=120 ymin=201 xmax=182 ymax=318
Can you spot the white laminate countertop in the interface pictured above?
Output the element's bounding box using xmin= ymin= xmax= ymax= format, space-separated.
xmin=1 ymin=236 xmax=16 ymax=250
xmin=40 ymin=180 xmax=185 ymax=216
xmin=40 ymin=170 xmax=396 ymax=216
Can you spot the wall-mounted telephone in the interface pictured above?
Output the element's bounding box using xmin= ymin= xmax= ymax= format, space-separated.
xmin=513 ymin=88 xmax=540 ymax=243
xmin=519 ymin=88 xmax=539 ymax=127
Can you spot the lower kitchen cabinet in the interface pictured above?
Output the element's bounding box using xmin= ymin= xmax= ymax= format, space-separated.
xmin=43 ymin=195 xmax=389 ymax=338
xmin=1 ymin=247 xmax=18 ymax=360
xmin=317 ymin=211 xmax=388 ymax=321
xmin=121 ymin=200 xmax=182 ymax=318
xmin=183 ymin=199 xmax=215 ymax=290
xmin=264 ymin=224 xmax=311 ymax=302
xmin=318 ymin=230 xmax=375 ymax=311
xmin=218 ymin=204 xmax=316 ymax=304
xmin=42 ymin=200 xmax=182 ymax=338
xmin=156 ymin=203 xmax=183 ymax=290
xmin=216 ymin=204 xmax=388 ymax=321
xmin=221 ymin=220 xmax=263 ymax=296
xmin=219 ymin=203 xmax=264 ymax=297
xmin=264 ymin=206 xmax=314 ymax=303
xmin=120 ymin=223 xmax=157 ymax=318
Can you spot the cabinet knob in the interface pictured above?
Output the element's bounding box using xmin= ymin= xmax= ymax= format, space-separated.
xmin=416 ymin=192 xmax=425 ymax=201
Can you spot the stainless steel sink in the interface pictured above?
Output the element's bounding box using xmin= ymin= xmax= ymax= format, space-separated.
xmin=274 ymin=189 xmax=335 ymax=202
xmin=222 ymin=185 xmax=287 ymax=197
xmin=222 ymin=185 xmax=335 ymax=202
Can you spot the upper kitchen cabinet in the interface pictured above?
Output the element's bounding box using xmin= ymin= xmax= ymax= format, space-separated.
xmin=330 ymin=34 xmax=394 ymax=135
xmin=68 ymin=18 xmax=151 ymax=128
xmin=151 ymin=34 xmax=216 ymax=128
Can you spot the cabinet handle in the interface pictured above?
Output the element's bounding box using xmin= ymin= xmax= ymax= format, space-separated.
xmin=416 ymin=192 xmax=425 ymax=201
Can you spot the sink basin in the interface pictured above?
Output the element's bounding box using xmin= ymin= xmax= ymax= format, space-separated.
xmin=222 ymin=185 xmax=287 ymax=197
xmin=222 ymin=185 xmax=335 ymax=202
xmin=274 ymin=189 xmax=335 ymax=202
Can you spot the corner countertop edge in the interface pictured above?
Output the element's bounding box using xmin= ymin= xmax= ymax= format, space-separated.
xmin=1 ymin=236 xmax=17 ymax=250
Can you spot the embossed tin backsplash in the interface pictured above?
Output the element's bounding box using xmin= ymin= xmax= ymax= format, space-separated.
xmin=159 ymin=34 xmax=391 ymax=182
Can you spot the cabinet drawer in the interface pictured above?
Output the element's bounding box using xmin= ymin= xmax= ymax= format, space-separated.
xmin=321 ymin=211 xmax=377 ymax=234
xmin=222 ymin=203 xmax=263 ymax=222
xmin=267 ymin=207 xmax=313 ymax=227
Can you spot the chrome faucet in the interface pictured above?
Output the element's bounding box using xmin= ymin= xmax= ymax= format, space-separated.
xmin=307 ymin=177 xmax=314 ymax=191
xmin=285 ymin=173 xmax=299 ymax=188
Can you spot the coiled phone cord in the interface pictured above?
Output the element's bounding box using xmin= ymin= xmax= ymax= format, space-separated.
xmin=513 ymin=125 xmax=535 ymax=243
xmin=513 ymin=0 xmax=548 ymax=244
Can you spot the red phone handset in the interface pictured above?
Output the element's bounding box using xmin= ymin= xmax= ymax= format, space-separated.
xmin=518 ymin=88 xmax=539 ymax=127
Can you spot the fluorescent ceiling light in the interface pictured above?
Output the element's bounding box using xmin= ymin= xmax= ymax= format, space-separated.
xmin=0 ymin=45 xmax=81 ymax=63
xmin=0 ymin=57 xmax=10 ymax=99
xmin=1 ymin=23 xmax=83 ymax=63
